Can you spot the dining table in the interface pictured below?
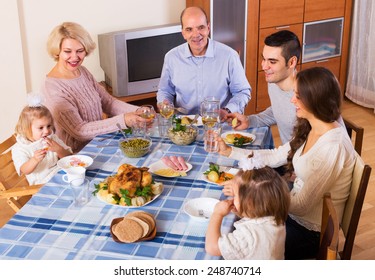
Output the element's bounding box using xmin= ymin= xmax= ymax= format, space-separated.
xmin=0 ymin=121 xmax=274 ymax=260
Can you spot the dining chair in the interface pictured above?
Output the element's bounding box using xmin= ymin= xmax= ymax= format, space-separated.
xmin=316 ymin=192 xmax=340 ymax=260
xmin=343 ymin=117 xmax=364 ymax=155
xmin=339 ymin=153 xmax=372 ymax=260
xmin=0 ymin=134 xmax=43 ymax=212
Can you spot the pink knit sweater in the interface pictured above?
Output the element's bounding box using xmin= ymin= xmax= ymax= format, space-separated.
xmin=42 ymin=66 xmax=138 ymax=152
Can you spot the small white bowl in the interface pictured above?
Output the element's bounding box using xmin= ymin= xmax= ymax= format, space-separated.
xmin=183 ymin=197 xmax=219 ymax=221
xmin=57 ymin=155 xmax=93 ymax=170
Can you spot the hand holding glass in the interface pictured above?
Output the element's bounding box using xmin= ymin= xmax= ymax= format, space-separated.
xmin=158 ymin=102 xmax=174 ymax=119
xmin=204 ymin=123 xmax=222 ymax=153
xmin=135 ymin=105 xmax=156 ymax=135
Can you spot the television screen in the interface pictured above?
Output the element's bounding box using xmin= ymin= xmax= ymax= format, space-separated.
xmin=127 ymin=33 xmax=185 ymax=82
xmin=98 ymin=23 xmax=184 ymax=97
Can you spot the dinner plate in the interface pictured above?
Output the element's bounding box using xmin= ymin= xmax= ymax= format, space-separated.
xmin=148 ymin=159 xmax=193 ymax=177
xmin=57 ymin=155 xmax=93 ymax=170
xmin=201 ymin=167 xmax=239 ymax=185
xmin=184 ymin=197 xmax=220 ymax=221
xmin=185 ymin=115 xmax=203 ymax=126
xmin=92 ymin=180 xmax=164 ymax=208
xmin=221 ymin=131 xmax=256 ymax=146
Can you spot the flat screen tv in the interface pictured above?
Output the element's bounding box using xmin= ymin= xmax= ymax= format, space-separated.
xmin=98 ymin=23 xmax=185 ymax=97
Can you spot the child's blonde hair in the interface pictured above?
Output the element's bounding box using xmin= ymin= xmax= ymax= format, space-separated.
xmin=15 ymin=105 xmax=54 ymax=141
xmin=236 ymin=166 xmax=290 ymax=225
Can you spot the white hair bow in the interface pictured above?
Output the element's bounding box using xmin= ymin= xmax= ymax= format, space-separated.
xmin=27 ymin=92 xmax=44 ymax=107
xmin=238 ymin=152 xmax=265 ymax=170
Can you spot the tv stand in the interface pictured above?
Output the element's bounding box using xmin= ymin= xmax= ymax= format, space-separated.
xmin=100 ymin=81 xmax=157 ymax=108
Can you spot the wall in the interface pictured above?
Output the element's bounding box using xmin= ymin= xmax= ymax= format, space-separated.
xmin=0 ymin=0 xmax=185 ymax=142
xmin=0 ymin=1 xmax=28 ymax=143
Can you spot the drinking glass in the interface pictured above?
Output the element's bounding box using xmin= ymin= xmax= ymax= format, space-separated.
xmin=70 ymin=178 xmax=90 ymax=207
xmin=135 ymin=105 xmax=156 ymax=135
xmin=203 ymin=122 xmax=222 ymax=153
xmin=157 ymin=102 xmax=174 ymax=119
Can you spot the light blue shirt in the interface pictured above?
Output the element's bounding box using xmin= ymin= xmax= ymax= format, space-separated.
xmin=157 ymin=39 xmax=251 ymax=114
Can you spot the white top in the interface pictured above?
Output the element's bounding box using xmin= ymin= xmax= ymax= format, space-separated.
xmin=219 ymin=216 xmax=286 ymax=260
xmin=12 ymin=134 xmax=72 ymax=185
xmin=230 ymin=126 xmax=356 ymax=231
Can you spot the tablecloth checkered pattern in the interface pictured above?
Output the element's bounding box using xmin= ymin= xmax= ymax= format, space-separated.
xmin=0 ymin=124 xmax=273 ymax=260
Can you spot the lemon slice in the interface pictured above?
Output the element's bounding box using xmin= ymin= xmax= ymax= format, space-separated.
xmin=181 ymin=117 xmax=192 ymax=125
xmin=232 ymin=117 xmax=238 ymax=127
xmin=154 ymin=169 xmax=187 ymax=177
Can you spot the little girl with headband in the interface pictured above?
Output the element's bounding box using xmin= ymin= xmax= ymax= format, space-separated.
xmin=12 ymin=93 xmax=72 ymax=185
xmin=205 ymin=166 xmax=290 ymax=259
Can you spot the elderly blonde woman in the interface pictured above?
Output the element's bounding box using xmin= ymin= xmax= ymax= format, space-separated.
xmin=42 ymin=22 xmax=149 ymax=152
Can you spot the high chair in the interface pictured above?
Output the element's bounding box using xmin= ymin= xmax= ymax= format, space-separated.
xmin=0 ymin=134 xmax=42 ymax=212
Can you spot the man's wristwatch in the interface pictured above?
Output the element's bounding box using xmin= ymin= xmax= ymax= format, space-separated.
xmin=222 ymin=107 xmax=231 ymax=113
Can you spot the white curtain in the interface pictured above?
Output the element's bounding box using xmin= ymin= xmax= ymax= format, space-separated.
xmin=345 ymin=0 xmax=375 ymax=113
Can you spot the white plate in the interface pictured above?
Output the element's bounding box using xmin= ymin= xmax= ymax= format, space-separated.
xmin=92 ymin=180 xmax=164 ymax=208
xmin=201 ymin=167 xmax=239 ymax=185
xmin=185 ymin=115 xmax=203 ymax=126
xmin=57 ymin=155 xmax=93 ymax=170
xmin=184 ymin=197 xmax=220 ymax=220
xmin=221 ymin=131 xmax=256 ymax=146
xmin=148 ymin=159 xmax=193 ymax=177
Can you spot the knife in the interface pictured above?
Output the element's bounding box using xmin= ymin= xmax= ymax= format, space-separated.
xmin=209 ymin=162 xmax=238 ymax=169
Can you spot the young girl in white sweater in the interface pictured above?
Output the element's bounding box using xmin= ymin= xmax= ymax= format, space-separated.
xmin=205 ymin=166 xmax=290 ymax=259
xmin=12 ymin=96 xmax=72 ymax=185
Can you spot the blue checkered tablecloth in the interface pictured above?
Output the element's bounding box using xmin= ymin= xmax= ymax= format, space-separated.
xmin=0 ymin=124 xmax=273 ymax=260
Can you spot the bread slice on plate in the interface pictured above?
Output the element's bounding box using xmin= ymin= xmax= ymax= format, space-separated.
xmin=110 ymin=211 xmax=156 ymax=243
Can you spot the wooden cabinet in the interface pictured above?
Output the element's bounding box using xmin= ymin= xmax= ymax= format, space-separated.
xmin=259 ymin=0 xmax=304 ymax=28
xmin=301 ymin=56 xmax=341 ymax=79
xmin=186 ymin=0 xmax=353 ymax=114
xmin=304 ymin=0 xmax=345 ymax=22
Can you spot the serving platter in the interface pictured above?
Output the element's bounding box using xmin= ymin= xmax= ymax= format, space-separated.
xmin=221 ymin=131 xmax=256 ymax=146
xmin=92 ymin=180 xmax=164 ymax=208
xmin=148 ymin=160 xmax=193 ymax=177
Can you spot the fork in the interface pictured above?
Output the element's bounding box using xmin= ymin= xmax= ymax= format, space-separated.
xmin=198 ymin=209 xmax=209 ymax=219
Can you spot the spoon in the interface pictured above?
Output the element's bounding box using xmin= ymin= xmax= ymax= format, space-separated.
xmin=116 ymin=123 xmax=128 ymax=138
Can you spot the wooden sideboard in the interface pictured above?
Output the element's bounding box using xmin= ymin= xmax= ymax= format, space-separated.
xmin=100 ymin=81 xmax=157 ymax=108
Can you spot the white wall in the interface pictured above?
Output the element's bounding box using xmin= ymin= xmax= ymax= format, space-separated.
xmin=0 ymin=0 xmax=185 ymax=142
xmin=0 ymin=1 xmax=28 ymax=143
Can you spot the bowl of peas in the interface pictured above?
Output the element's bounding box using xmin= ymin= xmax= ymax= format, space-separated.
xmin=119 ymin=136 xmax=152 ymax=158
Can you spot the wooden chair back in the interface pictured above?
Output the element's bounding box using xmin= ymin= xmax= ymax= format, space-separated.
xmin=339 ymin=153 xmax=372 ymax=259
xmin=343 ymin=118 xmax=364 ymax=155
xmin=317 ymin=193 xmax=340 ymax=260
xmin=0 ymin=134 xmax=42 ymax=212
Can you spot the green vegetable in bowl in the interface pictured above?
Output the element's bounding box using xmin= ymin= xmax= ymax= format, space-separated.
xmin=120 ymin=138 xmax=150 ymax=149
xmin=171 ymin=115 xmax=187 ymax=132
xmin=119 ymin=137 xmax=151 ymax=158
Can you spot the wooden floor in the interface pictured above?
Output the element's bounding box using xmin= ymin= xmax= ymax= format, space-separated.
xmin=1 ymin=99 xmax=374 ymax=259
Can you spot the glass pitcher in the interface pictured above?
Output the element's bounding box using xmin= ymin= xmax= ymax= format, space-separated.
xmin=200 ymin=96 xmax=220 ymax=128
